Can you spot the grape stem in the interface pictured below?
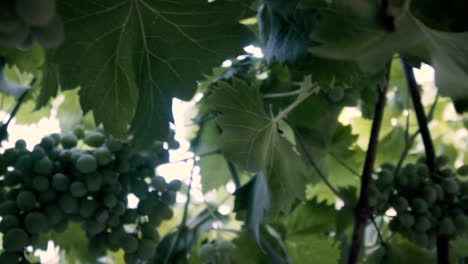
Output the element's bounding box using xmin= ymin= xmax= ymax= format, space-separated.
xmin=347 ymin=62 xmax=390 ymax=264
xmin=164 ymin=163 xmax=196 ymax=264
xmin=285 ymin=119 xmax=349 ymax=204
xmin=0 ymin=90 xmax=29 ymax=144
xmin=401 ymin=59 xmax=449 ymax=264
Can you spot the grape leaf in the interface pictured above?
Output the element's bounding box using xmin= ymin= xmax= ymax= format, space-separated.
xmin=303 ymin=0 xmax=468 ymax=108
xmin=286 ymin=198 xmax=336 ymax=236
xmin=285 ymin=234 xmax=340 ymax=264
xmin=209 ymin=79 xmax=308 ymax=214
xmin=199 ymin=154 xmax=231 ymax=193
xmin=57 ymin=88 xmax=83 ymax=133
xmin=232 ymin=233 xmax=269 ymax=264
xmin=42 ymin=0 xmax=253 ymax=147
xmin=366 ymin=236 xmax=435 ymax=264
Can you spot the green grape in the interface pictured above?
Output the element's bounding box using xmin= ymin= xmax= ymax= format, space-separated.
xmin=117 ymin=160 xmax=130 ymax=173
xmin=132 ymin=179 xmax=149 ymax=199
xmin=112 ymin=202 xmax=126 ymax=216
xmin=404 ymin=164 xmax=418 ymax=175
xmin=106 ymin=138 xmax=123 ymax=152
xmin=438 ymin=168 xmax=453 ymax=178
xmin=435 ymin=155 xmax=450 ymax=169
xmin=407 ymin=173 xmax=421 ymax=189
xmin=25 ymin=211 xmax=48 ymax=233
xmin=414 ymin=216 xmax=432 ymax=232
xmin=124 ymin=253 xmax=138 ymax=264
xmin=0 ymin=252 xmax=20 ymax=264
xmin=40 ymin=190 xmax=58 ymax=206
xmin=438 ymin=217 xmax=455 ymax=235
xmin=94 ymin=147 xmax=113 ymax=166
xmin=33 ymin=175 xmax=50 ymax=192
xmin=95 ymin=208 xmax=109 ymax=224
xmin=73 ymin=126 xmax=85 ymax=139
xmin=121 ymin=234 xmax=139 ymax=253
xmin=3 ymin=228 xmax=29 ymax=252
xmin=102 ymin=169 xmax=119 ymax=185
xmin=76 ymin=154 xmax=97 ymax=173
xmin=16 ymin=190 xmax=36 ymax=211
xmin=33 ymin=157 xmax=53 ymax=175
xmin=61 ymin=133 xmax=78 ymax=149
xmin=434 ymin=184 xmax=445 ymax=200
xmin=31 ymin=146 xmax=46 ymax=160
xmin=0 ymin=200 xmax=17 ymax=215
xmin=15 ymin=139 xmax=27 ymax=149
xmin=45 ymin=205 xmax=65 ymax=226
xmin=137 ymin=199 xmax=154 ymax=216
xmin=85 ymin=172 xmax=103 ymax=192
xmin=411 ymin=198 xmax=428 ymax=213
xmin=85 ymin=220 xmax=106 ymax=236
xmin=52 ymin=173 xmax=70 ymax=191
xmin=457 ymin=165 xmax=468 ymax=176
xmin=398 ymin=213 xmax=415 ymax=228
xmin=107 ymin=214 xmax=120 ymax=227
xmin=417 ymin=163 xmax=430 ymax=178
xmin=121 ymin=209 xmax=138 ymax=224
xmin=377 ymin=169 xmax=394 ymax=186
xmin=39 ymin=136 xmax=55 ymax=151
xmin=453 ymin=214 xmax=468 ymax=231
xmin=70 ymin=181 xmax=87 ymax=197
xmin=15 ymin=0 xmax=55 ymax=26
xmin=52 ymin=219 xmax=68 ymax=233
xmin=431 ymin=206 xmax=442 ymax=219
xmin=216 ymin=240 xmax=235 ymax=255
xmin=14 ymin=155 xmax=33 ymax=171
xmin=104 ymin=194 xmax=118 ymax=209
xmin=167 ymin=179 xmax=182 ymax=191
xmin=198 ymin=243 xmax=216 ymax=262
xmin=0 ymin=215 xmax=19 ymax=232
xmin=58 ymin=194 xmax=78 ymax=214
xmin=461 ymin=181 xmax=468 ymax=196
xmin=84 ymin=131 xmax=105 ymax=147
xmin=421 ymin=185 xmax=437 ymax=204
xmin=107 ymin=229 xmax=125 ymax=247
xmin=50 ymin=134 xmax=61 ymax=146
xmin=153 ymin=176 xmax=167 ymax=191
xmin=395 ymin=173 xmax=408 ymax=187
xmin=140 ymin=223 xmax=159 ymax=242
xmin=137 ymin=239 xmax=157 ymax=259
xmin=442 ymin=180 xmax=460 ymax=195
xmin=3 ymin=148 xmax=19 ymax=165
xmin=79 ymin=198 xmax=97 ymax=218
xmin=161 ymin=191 xmax=176 ymax=205
xmin=4 ymin=170 xmax=23 ymax=186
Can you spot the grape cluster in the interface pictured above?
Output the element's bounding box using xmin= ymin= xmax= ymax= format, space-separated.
xmin=0 ymin=0 xmax=63 ymax=50
xmin=370 ymin=156 xmax=468 ymax=248
xmin=198 ymin=240 xmax=235 ymax=264
xmin=0 ymin=127 xmax=181 ymax=263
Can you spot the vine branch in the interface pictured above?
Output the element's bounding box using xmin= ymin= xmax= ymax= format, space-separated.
xmin=401 ymin=59 xmax=448 ymax=264
xmin=347 ymin=63 xmax=390 ymax=264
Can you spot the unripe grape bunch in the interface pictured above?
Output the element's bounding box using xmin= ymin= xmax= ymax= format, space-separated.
xmin=0 ymin=0 xmax=64 ymax=50
xmin=369 ymin=155 xmax=468 ymax=248
xmin=0 ymin=127 xmax=182 ymax=263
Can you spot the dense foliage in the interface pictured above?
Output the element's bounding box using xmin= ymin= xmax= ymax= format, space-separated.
xmin=0 ymin=0 xmax=468 ymax=263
